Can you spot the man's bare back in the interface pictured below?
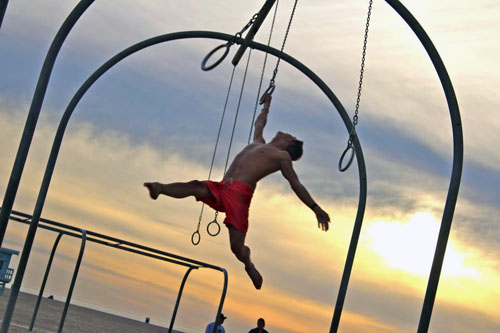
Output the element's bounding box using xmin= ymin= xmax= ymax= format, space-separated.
xmin=224 ymin=142 xmax=288 ymax=189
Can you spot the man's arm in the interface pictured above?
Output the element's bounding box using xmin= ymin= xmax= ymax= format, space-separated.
xmin=280 ymin=156 xmax=331 ymax=231
xmin=253 ymin=93 xmax=272 ymax=143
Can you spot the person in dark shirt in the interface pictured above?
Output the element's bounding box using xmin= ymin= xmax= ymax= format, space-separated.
xmin=249 ymin=317 xmax=268 ymax=333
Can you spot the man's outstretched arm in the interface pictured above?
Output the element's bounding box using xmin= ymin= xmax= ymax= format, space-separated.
xmin=280 ymin=157 xmax=331 ymax=231
xmin=253 ymin=93 xmax=272 ymax=143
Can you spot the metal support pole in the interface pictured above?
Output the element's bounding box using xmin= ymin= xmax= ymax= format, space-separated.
xmin=212 ymin=268 xmax=228 ymax=333
xmin=58 ymin=229 xmax=86 ymax=333
xmin=0 ymin=0 xmax=8 ymax=30
xmin=382 ymin=1 xmax=463 ymax=331
xmin=168 ymin=267 xmax=196 ymax=333
xmin=29 ymin=233 xmax=63 ymax=331
xmin=0 ymin=2 xmax=94 ymax=332
xmin=330 ymin=148 xmax=367 ymax=332
xmin=231 ymin=0 xmax=276 ymax=67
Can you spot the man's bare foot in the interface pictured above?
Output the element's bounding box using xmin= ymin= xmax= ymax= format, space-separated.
xmin=245 ymin=263 xmax=263 ymax=290
xmin=144 ymin=182 xmax=160 ymax=200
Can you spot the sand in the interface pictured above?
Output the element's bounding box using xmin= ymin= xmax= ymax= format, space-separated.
xmin=0 ymin=289 xmax=182 ymax=332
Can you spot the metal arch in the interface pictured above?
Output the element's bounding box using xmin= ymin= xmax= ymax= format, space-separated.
xmin=383 ymin=1 xmax=463 ymax=331
xmin=4 ymin=30 xmax=367 ymax=332
xmin=1 ymin=2 xmax=95 ymax=329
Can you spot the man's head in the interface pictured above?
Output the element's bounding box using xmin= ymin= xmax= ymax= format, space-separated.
xmin=218 ymin=313 xmax=227 ymax=324
xmin=272 ymin=131 xmax=303 ymax=161
xmin=257 ymin=318 xmax=265 ymax=328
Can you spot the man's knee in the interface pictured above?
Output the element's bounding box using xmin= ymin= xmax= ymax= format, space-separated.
xmin=230 ymin=242 xmax=244 ymax=256
xmin=186 ymin=180 xmax=207 ymax=200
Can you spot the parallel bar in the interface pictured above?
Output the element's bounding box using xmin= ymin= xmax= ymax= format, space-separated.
xmin=231 ymin=0 xmax=276 ymax=67
xmin=7 ymin=212 xmax=199 ymax=268
xmin=9 ymin=209 xmax=219 ymax=269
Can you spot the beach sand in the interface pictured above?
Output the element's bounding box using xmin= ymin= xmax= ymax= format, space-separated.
xmin=0 ymin=289 xmax=182 ymax=332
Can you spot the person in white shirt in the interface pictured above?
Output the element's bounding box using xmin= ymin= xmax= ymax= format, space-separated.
xmin=205 ymin=313 xmax=227 ymax=333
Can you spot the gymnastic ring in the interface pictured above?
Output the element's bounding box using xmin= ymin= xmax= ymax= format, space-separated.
xmin=207 ymin=219 xmax=221 ymax=236
xmin=201 ymin=43 xmax=231 ymax=71
xmin=259 ymin=85 xmax=276 ymax=105
xmin=191 ymin=230 xmax=201 ymax=246
xmin=338 ymin=144 xmax=355 ymax=172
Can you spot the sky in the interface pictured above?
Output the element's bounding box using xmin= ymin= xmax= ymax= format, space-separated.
xmin=0 ymin=0 xmax=499 ymax=332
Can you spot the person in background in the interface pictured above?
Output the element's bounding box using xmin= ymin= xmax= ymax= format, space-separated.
xmin=205 ymin=313 xmax=227 ymax=333
xmin=249 ymin=317 xmax=269 ymax=333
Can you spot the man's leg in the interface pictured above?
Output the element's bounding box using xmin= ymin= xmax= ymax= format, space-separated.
xmin=228 ymin=226 xmax=263 ymax=289
xmin=144 ymin=181 xmax=213 ymax=201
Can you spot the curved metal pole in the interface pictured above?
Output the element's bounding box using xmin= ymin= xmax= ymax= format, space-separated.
xmin=0 ymin=2 xmax=94 ymax=331
xmin=29 ymin=232 xmax=64 ymax=331
xmin=0 ymin=0 xmax=8 ymax=30
xmin=168 ymin=267 xmax=196 ymax=333
xmin=381 ymin=1 xmax=463 ymax=331
xmin=58 ymin=229 xmax=87 ymax=333
xmin=8 ymin=31 xmax=366 ymax=332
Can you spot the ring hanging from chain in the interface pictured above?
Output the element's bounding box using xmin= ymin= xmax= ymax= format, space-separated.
xmin=201 ymin=43 xmax=232 ymax=71
xmin=192 ymin=45 xmax=253 ymax=245
xmin=191 ymin=230 xmax=201 ymax=246
xmin=201 ymin=12 xmax=259 ymax=71
xmin=338 ymin=0 xmax=373 ymax=172
xmin=207 ymin=212 xmax=221 ymax=236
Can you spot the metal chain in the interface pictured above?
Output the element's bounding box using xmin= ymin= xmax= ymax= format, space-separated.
xmin=193 ymin=67 xmax=237 ymax=244
xmin=230 ymin=13 xmax=260 ymax=45
xmin=348 ymin=0 xmax=373 ymax=146
xmin=264 ymin=0 xmax=299 ymax=94
xmin=248 ymin=0 xmax=280 ymax=144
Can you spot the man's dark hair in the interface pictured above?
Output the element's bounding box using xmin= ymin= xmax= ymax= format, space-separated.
xmin=258 ymin=318 xmax=265 ymax=326
xmin=286 ymin=139 xmax=303 ymax=161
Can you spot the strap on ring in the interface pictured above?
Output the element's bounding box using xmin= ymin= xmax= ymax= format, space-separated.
xmin=207 ymin=219 xmax=221 ymax=236
xmin=201 ymin=43 xmax=231 ymax=71
xmin=191 ymin=230 xmax=201 ymax=245
xmin=338 ymin=144 xmax=355 ymax=172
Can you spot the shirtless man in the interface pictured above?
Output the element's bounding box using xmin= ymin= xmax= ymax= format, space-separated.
xmin=144 ymin=93 xmax=330 ymax=289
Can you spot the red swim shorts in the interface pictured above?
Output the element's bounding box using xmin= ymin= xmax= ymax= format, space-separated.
xmin=197 ymin=179 xmax=254 ymax=235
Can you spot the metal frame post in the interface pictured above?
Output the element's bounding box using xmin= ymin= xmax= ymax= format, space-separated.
xmin=168 ymin=267 xmax=196 ymax=333
xmin=0 ymin=0 xmax=8 ymax=30
xmin=29 ymin=233 xmax=63 ymax=331
xmin=58 ymin=229 xmax=86 ymax=333
xmin=212 ymin=268 xmax=228 ymax=333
